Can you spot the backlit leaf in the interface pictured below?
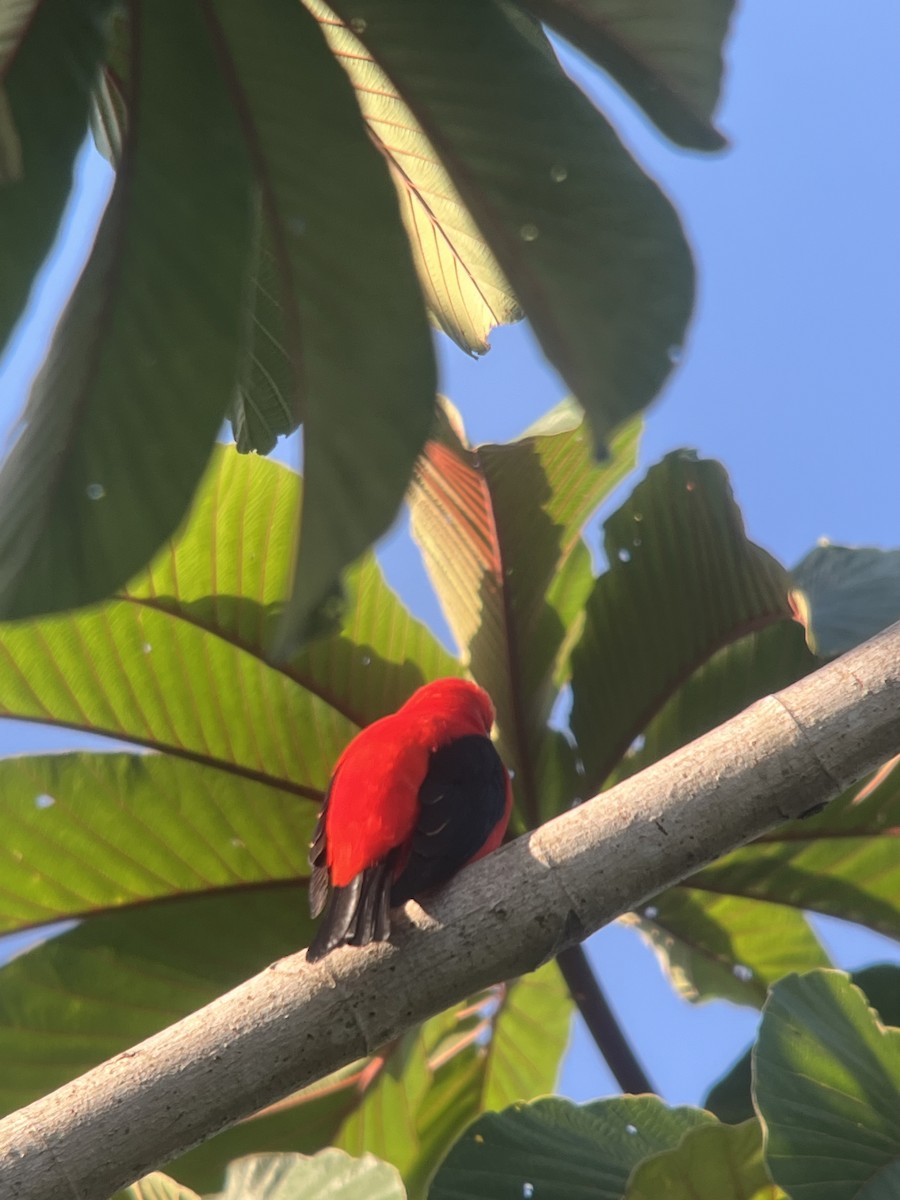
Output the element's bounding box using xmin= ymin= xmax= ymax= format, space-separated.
xmin=410 ymin=398 xmax=638 ymax=826
xmin=307 ymin=0 xmax=521 ymax=354
xmin=324 ymin=0 xmax=693 ymax=444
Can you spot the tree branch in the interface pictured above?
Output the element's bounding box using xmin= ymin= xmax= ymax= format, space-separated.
xmin=556 ymin=944 xmax=653 ymax=1094
xmin=2 ymin=622 xmax=900 ymax=1199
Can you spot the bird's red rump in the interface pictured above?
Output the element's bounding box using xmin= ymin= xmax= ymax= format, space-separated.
xmin=307 ymin=678 xmax=512 ymax=962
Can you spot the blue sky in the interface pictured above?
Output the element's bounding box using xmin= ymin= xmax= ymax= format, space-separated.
xmin=0 ymin=1 xmax=898 ymax=1113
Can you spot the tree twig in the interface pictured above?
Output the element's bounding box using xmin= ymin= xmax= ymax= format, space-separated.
xmin=557 ymin=944 xmax=653 ymax=1094
xmin=1 ymin=621 xmax=899 ymax=1200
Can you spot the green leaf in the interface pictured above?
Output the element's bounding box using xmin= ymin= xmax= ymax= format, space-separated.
xmin=754 ymin=969 xmax=900 ymax=1200
xmin=687 ymin=758 xmax=900 ymax=940
xmin=0 ymin=888 xmax=311 ymax=1116
xmin=0 ymin=0 xmax=255 ymax=619
xmin=409 ymin=398 xmax=639 ymax=826
xmin=706 ymin=964 xmax=900 ymax=1127
xmin=306 ymin=0 xmax=521 ymax=354
xmin=614 ymin=621 xmax=816 ymax=784
xmin=211 ymin=1151 xmax=406 ymax=1200
xmin=0 ymin=753 xmax=312 ymax=934
xmin=0 ymin=0 xmax=113 ymax=354
xmin=522 ymin=0 xmax=735 ymax=151
xmin=570 ymin=452 xmax=795 ymax=792
xmin=0 ymin=447 xmax=458 ymax=937
xmin=792 ymin=543 xmax=900 ymax=658
xmin=123 ymin=1173 xmax=200 ymax=1200
xmin=198 ymin=0 xmax=436 ymax=652
xmin=324 ymin=0 xmax=694 ymax=444
xmin=230 ymin=221 xmax=297 ymax=456
xmin=625 ymin=891 xmax=829 ymax=1009
xmin=625 ymin=1118 xmax=785 ymax=1199
xmin=430 ymin=1096 xmax=714 ymax=1200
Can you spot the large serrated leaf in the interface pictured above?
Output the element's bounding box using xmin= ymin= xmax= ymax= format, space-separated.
xmin=325 ymin=0 xmax=693 ymax=445
xmin=570 ymin=452 xmax=795 ymax=791
xmin=706 ymin=964 xmax=900 ymax=1127
xmin=0 ymin=0 xmax=255 ymax=619
xmin=0 ymin=753 xmax=311 ymax=934
xmin=306 ymin=0 xmax=521 ymax=354
xmin=625 ymin=1118 xmax=785 ymax=1199
xmin=754 ymin=970 xmax=900 ymax=1200
xmin=410 ymin=398 xmax=638 ymax=827
xmin=430 ymin=1095 xmax=714 ymax=1200
xmin=0 ymin=0 xmax=113 ymax=354
xmin=522 ymin=0 xmax=735 ymax=150
xmin=0 ymin=447 xmax=457 ymax=940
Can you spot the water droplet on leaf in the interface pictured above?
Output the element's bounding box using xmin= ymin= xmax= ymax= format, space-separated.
xmin=519 ymin=223 xmax=539 ymax=242
xmin=349 ymin=15 xmax=367 ymax=33
xmin=35 ymin=794 xmax=55 ymax=809
xmin=86 ymin=483 xmax=106 ymax=500
xmin=549 ymin=164 xmax=568 ymax=183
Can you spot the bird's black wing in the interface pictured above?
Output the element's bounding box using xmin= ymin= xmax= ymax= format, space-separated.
xmin=390 ymin=734 xmax=507 ymax=906
xmin=308 ymin=780 xmax=331 ymax=920
xmin=307 ymin=774 xmax=397 ymax=962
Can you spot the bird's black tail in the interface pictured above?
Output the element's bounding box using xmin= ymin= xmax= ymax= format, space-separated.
xmin=306 ymin=858 xmax=394 ymax=962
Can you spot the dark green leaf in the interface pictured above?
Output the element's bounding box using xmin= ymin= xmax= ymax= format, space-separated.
xmin=325 ymin=0 xmax=693 ymax=445
xmin=792 ymin=543 xmax=900 ymax=658
xmin=199 ymin=0 xmax=436 ymax=652
xmin=0 ymin=0 xmax=255 ymax=618
xmin=0 ymin=0 xmax=113 ymax=354
xmin=521 ymin=0 xmax=735 ymax=150
xmin=430 ymin=1095 xmax=713 ymax=1200
xmin=706 ymin=964 xmax=900 ymax=1126
xmin=570 ymin=452 xmax=794 ymax=791
xmin=615 ymin=621 xmax=816 ymax=784
xmin=754 ymin=970 xmax=900 ymax=1200
xmin=0 ymin=888 xmax=311 ymax=1116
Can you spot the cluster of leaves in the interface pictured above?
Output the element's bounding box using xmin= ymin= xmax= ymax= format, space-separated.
xmin=125 ymin=968 xmax=900 ymax=1198
xmin=0 ymin=404 xmax=897 ymax=1195
xmin=0 ymin=0 xmax=727 ymax=649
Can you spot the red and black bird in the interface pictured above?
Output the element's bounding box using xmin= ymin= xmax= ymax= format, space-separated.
xmin=307 ymin=678 xmax=512 ymax=961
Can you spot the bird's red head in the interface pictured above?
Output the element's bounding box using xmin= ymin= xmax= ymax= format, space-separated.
xmin=398 ymin=677 xmax=495 ymax=746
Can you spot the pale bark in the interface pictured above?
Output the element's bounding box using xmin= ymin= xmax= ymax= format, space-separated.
xmin=1 ymin=622 xmax=899 ymax=1199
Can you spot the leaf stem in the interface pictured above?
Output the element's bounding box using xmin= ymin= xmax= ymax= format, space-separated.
xmin=556 ymin=943 xmax=654 ymax=1095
